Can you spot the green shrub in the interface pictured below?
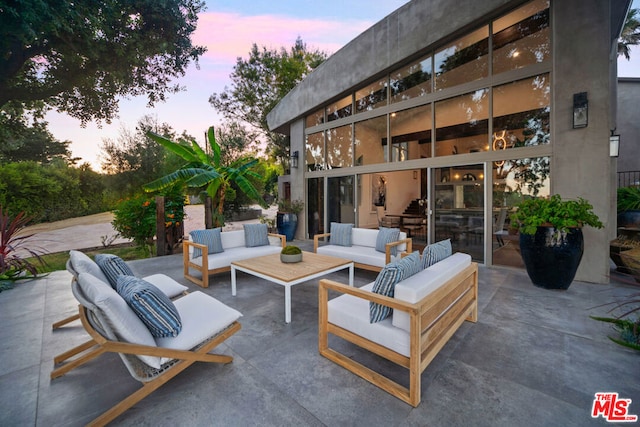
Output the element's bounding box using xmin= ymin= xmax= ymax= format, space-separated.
xmin=281 ymin=245 xmax=302 ymax=255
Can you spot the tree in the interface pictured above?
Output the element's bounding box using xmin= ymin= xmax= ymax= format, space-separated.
xmin=0 ymin=120 xmax=74 ymax=164
xmin=0 ymin=0 xmax=206 ymax=125
xmin=619 ymin=9 xmax=640 ymax=60
xmin=144 ymin=126 xmax=265 ymax=228
xmin=209 ymin=37 xmax=327 ymax=164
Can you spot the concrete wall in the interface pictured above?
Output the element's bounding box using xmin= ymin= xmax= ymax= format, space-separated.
xmin=617 ymin=78 xmax=640 ymax=173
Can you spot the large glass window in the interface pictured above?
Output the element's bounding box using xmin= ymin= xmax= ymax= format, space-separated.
xmin=328 ymin=176 xmax=355 ymax=224
xmin=356 ymin=77 xmax=388 ymax=112
xmin=306 ymin=108 xmax=324 ymax=128
xmin=354 ymin=116 xmax=387 ymax=166
xmin=305 ymin=132 xmax=324 ymax=171
xmin=326 ymin=125 xmax=353 ymax=169
xmin=493 ymin=0 xmax=550 ymax=75
xmin=390 ymin=55 xmax=432 ymax=103
xmin=434 ymin=26 xmax=489 ymax=90
xmin=326 ymin=95 xmax=353 ymax=122
xmin=390 ymin=104 xmax=432 ymax=161
xmin=435 ymin=89 xmax=489 ymax=156
xmin=307 ymin=177 xmax=324 ymax=238
xmin=493 ymin=73 xmax=550 ymax=151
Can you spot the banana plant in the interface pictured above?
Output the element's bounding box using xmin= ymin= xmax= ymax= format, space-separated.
xmin=144 ymin=126 xmax=265 ymax=228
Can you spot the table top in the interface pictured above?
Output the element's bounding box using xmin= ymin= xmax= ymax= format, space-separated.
xmin=231 ymin=251 xmax=352 ymax=283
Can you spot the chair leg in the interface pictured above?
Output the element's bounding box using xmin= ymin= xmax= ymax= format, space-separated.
xmin=52 ymin=313 xmax=80 ymax=329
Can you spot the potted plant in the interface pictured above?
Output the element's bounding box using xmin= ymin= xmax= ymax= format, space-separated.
xmin=276 ymin=199 xmax=304 ymax=242
xmin=510 ymin=195 xmax=603 ymax=290
xmin=617 ymin=186 xmax=640 ymax=230
xmin=280 ymin=245 xmax=303 ymax=263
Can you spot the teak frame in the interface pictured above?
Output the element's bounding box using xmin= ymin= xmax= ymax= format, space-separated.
xmin=318 ymin=262 xmax=478 ymax=407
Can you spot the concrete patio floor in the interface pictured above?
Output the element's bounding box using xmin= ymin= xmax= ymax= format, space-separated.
xmin=1 ymin=239 xmax=639 ymax=426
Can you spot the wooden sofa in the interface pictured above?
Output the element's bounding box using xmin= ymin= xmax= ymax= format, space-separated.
xmin=313 ymin=227 xmax=412 ymax=272
xmin=183 ymin=229 xmax=285 ymax=288
xmin=318 ymin=252 xmax=478 ymax=406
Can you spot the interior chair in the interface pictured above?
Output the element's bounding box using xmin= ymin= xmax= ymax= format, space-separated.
xmin=51 ymin=271 xmax=242 ymax=426
xmin=402 ymin=216 xmax=424 ymax=238
xmin=493 ymin=207 xmax=509 ymax=246
xmin=377 ymin=206 xmax=401 ymax=228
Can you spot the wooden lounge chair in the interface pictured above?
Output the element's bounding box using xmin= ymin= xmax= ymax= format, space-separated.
xmin=51 ymin=271 xmax=242 ymax=426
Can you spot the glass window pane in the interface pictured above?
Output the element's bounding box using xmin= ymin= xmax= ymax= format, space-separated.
xmin=307 ymin=177 xmax=324 ymax=238
xmin=326 ymin=95 xmax=353 ymax=122
xmin=435 ymin=89 xmax=489 ymax=156
xmin=354 ymin=116 xmax=387 ymax=166
xmin=390 ymin=55 xmax=432 ymax=103
xmin=306 ymin=108 xmax=324 ymax=127
xmin=434 ymin=26 xmax=489 ymax=90
xmin=390 ymin=104 xmax=432 ymax=161
xmin=355 ymin=77 xmax=388 ymax=112
xmin=305 ymin=132 xmax=324 ymax=171
xmin=326 ymin=125 xmax=353 ymax=169
xmin=493 ymin=0 xmax=550 ymax=74
xmin=493 ymin=73 xmax=550 ymax=151
xmin=328 ymin=176 xmax=355 ymax=224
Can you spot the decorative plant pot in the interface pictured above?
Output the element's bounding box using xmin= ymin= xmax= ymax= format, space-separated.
xmin=276 ymin=212 xmax=298 ymax=242
xmin=620 ymin=248 xmax=640 ymax=283
xmin=519 ymin=226 xmax=584 ymax=290
xmin=280 ymin=253 xmax=302 ymax=263
xmin=610 ymin=244 xmax=634 ymax=274
xmin=617 ymin=210 xmax=640 ymax=229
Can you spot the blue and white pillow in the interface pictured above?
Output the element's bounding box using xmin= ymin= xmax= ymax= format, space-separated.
xmin=116 ymin=276 xmax=182 ymax=338
xmin=330 ymin=222 xmax=353 ymax=247
xmin=398 ymin=251 xmax=422 ymax=278
xmin=190 ymin=228 xmax=224 ymax=258
xmin=244 ymin=223 xmax=270 ymax=247
xmin=369 ymin=262 xmax=403 ymax=323
xmin=95 ymin=253 xmax=134 ymax=289
xmin=421 ymin=239 xmax=452 ymax=269
xmin=375 ymin=227 xmax=400 ymax=256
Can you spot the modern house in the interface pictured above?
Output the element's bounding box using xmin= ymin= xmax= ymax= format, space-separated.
xmin=267 ymin=0 xmax=632 ymax=284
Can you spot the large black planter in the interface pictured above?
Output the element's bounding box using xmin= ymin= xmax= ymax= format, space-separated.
xmin=519 ymin=226 xmax=584 ymax=290
xmin=276 ymin=212 xmax=298 ymax=242
xmin=617 ymin=210 xmax=640 ymax=229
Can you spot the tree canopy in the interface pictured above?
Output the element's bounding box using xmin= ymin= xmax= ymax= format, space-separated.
xmin=619 ymin=8 xmax=640 ymax=60
xmin=209 ymin=37 xmax=327 ymax=164
xmin=0 ymin=0 xmax=206 ymax=124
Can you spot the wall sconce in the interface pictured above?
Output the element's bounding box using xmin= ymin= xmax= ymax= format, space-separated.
xmin=572 ymin=92 xmax=588 ymax=129
xmin=610 ymin=133 xmax=620 ymax=157
xmin=290 ymin=150 xmax=299 ymax=169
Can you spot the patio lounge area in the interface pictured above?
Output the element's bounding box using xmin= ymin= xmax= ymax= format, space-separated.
xmin=1 ymin=240 xmax=638 ymax=426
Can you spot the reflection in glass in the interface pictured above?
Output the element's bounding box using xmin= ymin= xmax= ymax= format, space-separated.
xmin=305 ymin=132 xmax=324 ymax=171
xmin=435 ymin=89 xmax=489 ymax=156
xmin=356 ymin=77 xmax=388 ymax=112
xmin=354 ymin=116 xmax=387 ymax=166
xmin=307 ymin=177 xmax=324 ymax=238
xmin=306 ymin=108 xmax=324 ymax=128
xmin=493 ymin=73 xmax=550 ymax=152
xmin=326 ymin=125 xmax=353 ymax=169
xmin=328 ymin=176 xmax=355 ymax=225
xmin=434 ymin=26 xmax=488 ymax=90
xmin=326 ymin=95 xmax=353 ymax=122
xmin=390 ymin=55 xmax=432 ymax=103
xmin=493 ymin=0 xmax=550 ymax=75
xmin=390 ymin=104 xmax=432 ymax=160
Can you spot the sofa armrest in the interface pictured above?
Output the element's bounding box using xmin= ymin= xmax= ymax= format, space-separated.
xmin=385 ymin=238 xmax=413 ymax=264
xmin=313 ymin=232 xmax=332 ymax=252
xmin=318 ymin=279 xmax=418 ymax=315
xmin=268 ymin=233 xmax=286 ymax=248
xmin=183 ymin=240 xmax=207 ymax=259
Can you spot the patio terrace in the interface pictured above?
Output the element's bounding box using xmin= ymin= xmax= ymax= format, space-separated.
xmin=1 ymin=240 xmax=638 ymax=426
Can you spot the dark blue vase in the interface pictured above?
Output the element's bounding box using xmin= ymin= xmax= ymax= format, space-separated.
xmin=276 ymin=212 xmax=298 ymax=242
xmin=519 ymin=226 xmax=584 ymax=290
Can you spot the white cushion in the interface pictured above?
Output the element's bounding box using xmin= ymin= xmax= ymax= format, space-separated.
xmin=220 ymin=230 xmax=246 ymax=249
xmin=156 ymin=291 xmax=242 ymax=364
xmin=190 ymin=245 xmax=282 ymax=270
xmin=351 ymin=228 xmax=379 ymax=248
xmin=69 ymin=250 xmax=110 ymax=284
xmin=317 ymin=245 xmax=402 ymax=269
xmin=328 ymin=283 xmax=410 ymax=357
xmin=143 ymin=274 xmax=188 ymax=299
xmin=77 ymin=273 xmax=161 ymax=369
xmin=392 ymin=252 xmax=472 ymax=332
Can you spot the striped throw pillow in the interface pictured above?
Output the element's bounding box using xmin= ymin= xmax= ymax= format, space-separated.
xmin=190 ymin=228 xmax=224 ymax=258
xmin=421 ymin=239 xmax=452 ymax=269
xmin=399 ymin=251 xmax=422 ymax=278
xmin=116 ymin=276 xmax=182 ymax=338
xmin=375 ymin=227 xmax=400 ymax=255
xmin=330 ymin=222 xmax=353 ymax=247
xmin=95 ymin=254 xmax=134 ymax=289
xmin=244 ymin=223 xmax=270 ymax=247
xmin=369 ymin=262 xmax=403 ymax=323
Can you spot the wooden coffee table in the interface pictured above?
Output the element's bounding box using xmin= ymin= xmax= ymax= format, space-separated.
xmin=230 ymin=251 xmax=354 ymax=323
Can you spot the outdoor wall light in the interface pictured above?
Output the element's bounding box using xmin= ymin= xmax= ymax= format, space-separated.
xmin=572 ymin=92 xmax=588 ymax=129
xmin=290 ymin=150 xmax=299 ymax=169
xmin=610 ymin=132 xmax=620 ymax=157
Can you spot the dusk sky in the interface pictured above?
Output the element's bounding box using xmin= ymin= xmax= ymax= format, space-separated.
xmin=45 ymin=0 xmax=640 ymax=170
